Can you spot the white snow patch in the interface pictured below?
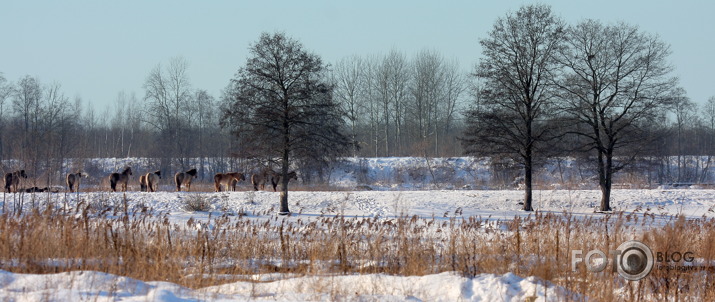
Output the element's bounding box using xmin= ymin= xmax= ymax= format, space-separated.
xmin=0 ymin=270 xmax=569 ymax=301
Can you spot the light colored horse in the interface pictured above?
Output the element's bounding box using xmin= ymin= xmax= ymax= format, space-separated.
xmin=139 ymin=175 xmax=148 ymax=192
xmin=109 ymin=167 xmax=132 ymax=192
xmin=174 ymin=168 xmax=197 ymax=192
xmin=4 ymin=170 xmax=28 ymax=193
xmin=214 ymin=172 xmax=246 ymax=192
xmin=145 ymin=170 xmax=161 ymax=192
xmin=66 ymin=171 xmax=86 ymax=193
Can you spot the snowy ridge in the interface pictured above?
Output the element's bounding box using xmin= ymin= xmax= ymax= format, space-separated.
xmin=0 ymin=270 xmax=570 ymax=302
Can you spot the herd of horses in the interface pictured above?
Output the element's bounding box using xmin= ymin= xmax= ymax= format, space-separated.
xmin=3 ymin=168 xmax=298 ymax=194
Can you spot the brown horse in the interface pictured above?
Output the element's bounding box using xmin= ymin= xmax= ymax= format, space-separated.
xmin=139 ymin=175 xmax=148 ymax=192
xmin=270 ymin=171 xmax=298 ymax=192
xmin=251 ymin=170 xmax=297 ymax=192
xmin=251 ymin=169 xmax=275 ymax=191
xmin=4 ymin=170 xmax=27 ymax=193
xmin=109 ymin=167 xmax=133 ymax=192
xmin=66 ymin=171 xmax=86 ymax=193
xmin=214 ymin=172 xmax=246 ymax=192
xmin=145 ymin=170 xmax=161 ymax=192
xmin=174 ymin=168 xmax=197 ymax=192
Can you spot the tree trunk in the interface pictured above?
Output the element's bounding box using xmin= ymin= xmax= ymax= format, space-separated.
xmin=600 ymin=182 xmax=612 ymax=212
xmin=523 ymin=148 xmax=534 ymax=211
xmin=598 ymin=149 xmax=613 ymax=212
xmin=279 ymin=150 xmax=290 ymax=215
xmin=279 ymin=95 xmax=291 ymax=215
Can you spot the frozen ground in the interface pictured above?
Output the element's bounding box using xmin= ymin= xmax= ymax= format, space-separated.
xmin=1 ymin=187 xmax=713 ymax=301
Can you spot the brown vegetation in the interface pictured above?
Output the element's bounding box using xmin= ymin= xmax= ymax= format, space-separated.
xmin=0 ymin=202 xmax=712 ymax=300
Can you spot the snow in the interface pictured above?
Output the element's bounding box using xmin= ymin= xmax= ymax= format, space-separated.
xmin=0 ymin=270 xmax=568 ymax=301
xmin=18 ymin=188 xmax=711 ymax=223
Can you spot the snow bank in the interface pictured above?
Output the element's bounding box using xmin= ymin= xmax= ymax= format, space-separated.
xmin=0 ymin=270 xmax=570 ymax=301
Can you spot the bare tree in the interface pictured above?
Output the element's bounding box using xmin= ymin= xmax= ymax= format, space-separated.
xmin=411 ymin=50 xmax=445 ymax=152
xmin=409 ymin=51 xmax=466 ymax=156
xmin=439 ymin=59 xmax=466 ymax=155
xmin=13 ymin=76 xmax=42 ymax=134
xmin=672 ymin=94 xmax=697 ymax=182
xmin=700 ymin=97 xmax=715 ymax=182
xmin=192 ymin=89 xmax=216 ymax=178
xmin=143 ymin=57 xmax=193 ymax=165
xmin=557 ymin=20 xmax=680 ymax=211
xmin=462 ymin=4 xmax=565 ymax=211
xmin=0 ymin=74 xmax=13 ymax=161
xmin=12 ymin=76 xmax=43 ymax=174
xmin=385 ymin=51 xmax=410 ymax=155
xmin=333 ymin=56 xmax=365 ymax=156
xmin=221 ymin=32 xmax=350 ymax=214
xmin=39 ymin=82 xmax=73 ymax=185
xmin=363 ymin=55 xmax=385 ymax=156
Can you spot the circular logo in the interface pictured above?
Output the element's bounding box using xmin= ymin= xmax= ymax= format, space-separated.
xmin=616 ymin=240 xmax=653 ymax=281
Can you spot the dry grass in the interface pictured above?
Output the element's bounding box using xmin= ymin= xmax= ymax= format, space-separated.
xmin=0 ymin=201 xmax=713 ymax=300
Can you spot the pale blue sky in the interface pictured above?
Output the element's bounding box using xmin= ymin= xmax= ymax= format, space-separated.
xmin=1 ymin=1 xmax=713 ymax=110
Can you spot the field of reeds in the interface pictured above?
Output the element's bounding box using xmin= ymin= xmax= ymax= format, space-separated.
xmin=0 ymin=191 xmax=713 ymax=301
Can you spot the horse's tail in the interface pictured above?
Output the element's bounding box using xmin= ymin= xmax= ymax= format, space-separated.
xmin=251 ymin=174 xmax=260 ymax=191
xmin=214 ymin=174 xmax=222 ymax=192
xmin=175 ymin=173 xmax=182 ymax=191
xmin=109 ymin=175 xmax=117 ymax=192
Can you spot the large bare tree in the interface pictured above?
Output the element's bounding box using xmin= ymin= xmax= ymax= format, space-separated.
xmin=557 ymin=20 xmax=680 ymax=211
xmin=462 ymin=4 xmax=565 ymax=211
xmin=221 ymin=32 xmax=350 ymax=214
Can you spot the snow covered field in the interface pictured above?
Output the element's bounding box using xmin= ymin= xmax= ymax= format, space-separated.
xmin=1 ymin=187 xmax=713 ymax=301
